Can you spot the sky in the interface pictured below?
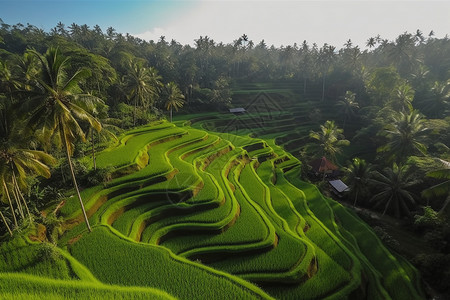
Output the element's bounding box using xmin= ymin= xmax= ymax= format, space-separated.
xmin=1 ymin=0 xmax=449 ymax=49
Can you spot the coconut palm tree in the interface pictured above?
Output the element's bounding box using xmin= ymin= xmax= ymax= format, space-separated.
xmin=370 ymin=163 xmax=419 ymax=217
xmin=308 ymin=120 xmax=350 ymax=163
xmin=420 ymin=80 xmax=450 ymax=118
xmin=377 ymin=110 xmax=428 ymax=163
xmin=164 ymin=82 xmax=184 ymax=122
xmin=0 ymin=59 xmax=20 ymax=102
xmin=390 ymin=83 xmax=415 ymax=113
xmin=318 ymin=44 xmax=336 ymax=101
xmin=366 ymin=37 xmax=376 ymax=49
xmin=122 ymin=60 xmax=162 ymax=126
xmin=0 ymin=97 xmax=55 ymax=234
xmin=84 ymin=103 xmax=119 ymax=170
xmin=389 ymin=33 xmax=417 ymax=76
xmin=336 ymin=91 xmax=359 ymax=129
xmin=344 ymin=158 xmax=373 ymax=207
xmin=24 ymin=47 xmax=102 ymax=232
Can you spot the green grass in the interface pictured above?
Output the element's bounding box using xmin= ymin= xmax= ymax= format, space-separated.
xmin=0 ymin=273 xmax=176 ymax=300
xmin=159 ymin=151 xmax=274 ymax=256
xmin=94 ymin=124 xmax=185 ymax=170
xmin=69 ymin=226 xmax=272 ymax=300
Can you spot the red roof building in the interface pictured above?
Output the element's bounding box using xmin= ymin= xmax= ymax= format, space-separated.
xmin=308 ymin=156 xmax=338 ymax=174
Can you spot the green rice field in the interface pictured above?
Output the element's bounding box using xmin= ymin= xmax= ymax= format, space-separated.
xmin=1 ymin=101 xmax=425 ymax=299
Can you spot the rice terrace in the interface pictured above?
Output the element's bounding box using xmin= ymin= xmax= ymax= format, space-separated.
xmin=1 ymin=6 xmax=450 ymax=300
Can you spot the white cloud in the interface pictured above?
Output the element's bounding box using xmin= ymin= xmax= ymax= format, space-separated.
xmin=133 ymin=1 xmax=450 ymax=48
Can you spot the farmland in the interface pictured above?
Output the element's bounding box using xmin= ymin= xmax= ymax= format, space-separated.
xmin=1 ymin=100 xmax=426 ymax=299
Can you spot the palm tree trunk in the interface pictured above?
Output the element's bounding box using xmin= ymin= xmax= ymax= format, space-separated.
xmin=9 ymin=168 xmax=24 ymax=220
xmin=11 ymin=180 xmax=24 ymax=220
xmin=12 ymin=173 xmax=32 ymax=223
xmin=61 ymin=124 xmax=92 ymax=232
xmin=2 ymin=180 xmax=17 ymax=228
xmin=60 ymin=153 xmax=67 ymax=183
xmin=0 ymin=210 xmax=12 ymax=236
xmin=353 ymin=190 xmax=359 ymax=207
xmin=170 ymin=107 xmax=173 ymax=122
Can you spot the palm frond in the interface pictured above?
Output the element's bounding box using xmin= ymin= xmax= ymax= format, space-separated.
xmin=426 ymin=169 xmax=450 ymax=179
xmin=63 ymin=68 xmax=91 ymax=92
xmin=422 ymin=181 xmax=450 ymax=199
xmin=67 ymin=102 xmax=102 ymax=132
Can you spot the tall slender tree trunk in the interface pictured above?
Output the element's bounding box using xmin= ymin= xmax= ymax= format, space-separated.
xmin=170 ymin=107 xmax=173 ymax=122
xmin=13 ymin=175 xmax=32 ymax=223
xmin=11 ymin=181 xmax=24 ymax=219
xmin=353 ymin=190 xmax=359 ymax=207
xmin=61 ymin=124 xmax=92 ymax=232
xmin=10 ymin=167 xmax=24 ymax=220
xmin=60 ymin=153 xmax=67 ymax=183
xmin=0 ymin=210 xmax=12 ymax=236
xmin=2 ymin=180 xmax=17 ymax=228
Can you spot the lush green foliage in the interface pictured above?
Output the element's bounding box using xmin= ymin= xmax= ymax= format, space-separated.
xmin=2 ymin=20 xmax=447 ymax=298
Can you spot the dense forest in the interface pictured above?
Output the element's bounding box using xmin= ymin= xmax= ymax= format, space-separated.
xmin=0 ymin=20 xmax=449 ymax=297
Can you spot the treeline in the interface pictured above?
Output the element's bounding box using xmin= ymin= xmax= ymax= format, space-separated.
xmin=1 ymin=21 xmax=449 ymax=113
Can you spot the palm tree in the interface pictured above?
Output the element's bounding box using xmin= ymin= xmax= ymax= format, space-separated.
xmin=422 ymin=165 xmax=450 ymax=216
xmin=370 ymin=163 xmax=419 ymax=217
xmin=308 ymin=120 xmax=350 ymax=163
xmin=241 ymin=34 xmax=249 ymax=49
xmin=344 ymin=158 xmax=373 ymax=207
xmin=318 ymin=44 xmax=336 ymax=101
xmin=366 ymin=37 xmax=376 ymax=49
xmin=421 ymin=80 xmax=450 ymax=118
xmin=414 ymin=29 xmax=425 ymax=45
xmin=299 ymin=41 xmax=312 ymax=95
xmin=122 ymin=60 xmax=161 ymax=126
xmin=336 ymin=91 xmax=359 ymax=129
xmin=24 ymin=47 xmax=102 ymax=232
xmin=0 ymin=97 xmax=55 ymax=234
xmin=377 ymin=110 xmax=428 ymax=163
xmin=147 ymin=67 xmax=163 ymax=105
xmin=84 ymin=103 xmax=118 ymax=170
xmin=389 ymin=33 xmax=417 ymax=75
xmin=390 ymin=83 xmax=415 ymax=113
xmin=164 ymin=82 xmax=184 ymax=122
xmin=0 ymin=59 xmax=20 ymax=102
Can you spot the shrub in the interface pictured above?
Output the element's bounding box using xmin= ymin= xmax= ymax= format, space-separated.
xmin=84 ymin=166 xmax=114 ymax=186
xmin=37 ymin=243 xmax=62 ymax=263
xmin=414 ymin=206 xmax=443 ymax=229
